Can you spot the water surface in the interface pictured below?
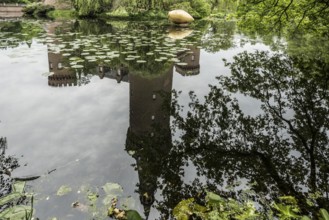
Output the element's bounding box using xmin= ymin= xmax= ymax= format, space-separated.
xmin=0 ymin=19 xmax=328 ymax=219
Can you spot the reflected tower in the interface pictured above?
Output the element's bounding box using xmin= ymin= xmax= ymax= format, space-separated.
xmin=125 ymin=66 xmax=174 ymax=219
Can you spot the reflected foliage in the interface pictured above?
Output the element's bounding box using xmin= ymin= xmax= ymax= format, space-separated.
xmin=200 ymin=20 xmax=235 ymax=52
xmin=0 ymin=138 xmax=31 ymax=215
xmin=159 ymin=51 xmax=329 ymax=217
xmin=0 ymin=138 xmax=20 ymax=208
xmin=0 ymin=21 xmax=44 ymax=49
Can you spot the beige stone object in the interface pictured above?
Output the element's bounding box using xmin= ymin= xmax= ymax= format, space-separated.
xmin=168 ymin=10 xmax=194 ymax=24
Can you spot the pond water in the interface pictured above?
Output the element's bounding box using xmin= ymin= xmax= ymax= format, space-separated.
xmin=0 ymin=19 xmax=328 ymax=219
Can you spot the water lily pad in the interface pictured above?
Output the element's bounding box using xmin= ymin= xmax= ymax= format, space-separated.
xmin=57 ymin=185 xmax=72 ymax=196
xmin=0 ymin=205 xmax=33 ymax=220
xmin=0 ymin=192 xmax=22 ymax=206
xmin=103 ymin=183 xmax=123 ymax=195
xmin=170 ymin=58 xmax=180 ymax=62
xmin=126 ymin=210 xmax=143 ymax=220
xmin=69 ymin=57 xmax=81 ymax=61
xmin=42 ymin=72 xmax=55 ymax=77
xmin=13 ymin=181 xmax=25 ymax=193
xmin=87 ymin=192 xmax=99 ymax=203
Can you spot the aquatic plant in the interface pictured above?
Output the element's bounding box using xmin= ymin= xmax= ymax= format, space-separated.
xmin=0 ymin=138 xmax=34 ymax=220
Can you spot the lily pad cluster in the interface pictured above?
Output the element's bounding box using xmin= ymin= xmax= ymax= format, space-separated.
xmin=43 ymin=25 xmax=202 ymax=74
xmin=49 ymin=182 xmax=141 ymax=219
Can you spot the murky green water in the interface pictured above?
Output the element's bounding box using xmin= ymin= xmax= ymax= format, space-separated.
xmin=0 ymin=19 xmax=328 ymax=219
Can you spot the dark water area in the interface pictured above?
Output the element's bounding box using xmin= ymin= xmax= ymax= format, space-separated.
xmin=0 ymin=19 xmax=328 ymax=219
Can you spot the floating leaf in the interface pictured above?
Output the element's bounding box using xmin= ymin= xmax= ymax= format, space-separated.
xmin=56 ymin=185 xmax=72 ymax=196
xmin=0 ymin=205 xmax=33 ymax=220
xmin=87 ymin=192 xmax=99 ymax=203
xmin=13 ymin=181 xmax=25 ymax=193
xmin=69 ymin=57 xmax=81 ymax=61
xmin=126 ymin=210 xmax=143 ymax=220
xmin=173 ymin=198 xmax=195 ymax=220
xmin=71 ymin=65 xmax=84 ymax=69
xmin=0 ymin=192 xmax=22 ymax=206
xmin=320 ymin=209 xmax=329 ymax=220
xmin=102 ymin=183 xmax=123 ymax=205
xmin=103 ymin=183 xmax=123 ymax=196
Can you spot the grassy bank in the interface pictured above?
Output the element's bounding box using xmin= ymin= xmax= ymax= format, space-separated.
xmin=47 ymin=9 xmax=77 ymax=19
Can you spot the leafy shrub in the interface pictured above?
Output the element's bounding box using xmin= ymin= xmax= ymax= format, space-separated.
xmin=72 ymin=0 xmax=112 ymax=17
xmin=170 ymin=2 xmax=200 ymax=18
xmin=22 ymin=3 xmax=55 ymax=18
xmin=170 ymin=0 xmax=211 ymax=18
xmin=190 ymin=0 xmax=211 ymax=17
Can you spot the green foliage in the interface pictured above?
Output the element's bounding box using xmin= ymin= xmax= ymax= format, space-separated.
xmin=72 ymin=0 xmax=112 ymax=17
xmin=173 ymin=193 xmax=329 ymax=220
xmin=237 ymin=0 xmax=329 ymax=35
xmin=128 ymin=9 xmax=167 ymax=20
xmin=125 ymin=210 xmax=143 ymax=220
xmin=173 ymin=192 xmax=259 ymax=220
xmin=22 ymin=3 xmax=55 ymax=18
xmin=190 ymin=0 xmax=211 ymax=18
xmin=47 ymin=9 xmax=76 ymax=19
xmin=319 ymin=209 xmax=329 ymax=220
xmin=272 ymin=196 xmax=301 ymax=219
xmin=105 ymin=6 xmax=129 ymax=18
xmin=169 ymin=0 xmax=210 ymax=18
xmin=0 ymin=179 xmax=33 ymax=220
xmin=0 ymin=205 xmax=33 ymax=220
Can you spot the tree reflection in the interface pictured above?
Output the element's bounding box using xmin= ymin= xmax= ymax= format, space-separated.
xmin=0 ymin=137 xmax=21 ymax=212
xmin=124 ymin=49 xmax=329 ymax=218
xmin=166 ymin=50 xmax=329 ymax=215
xmin=200 ymin=20 xmax=236 ymax=53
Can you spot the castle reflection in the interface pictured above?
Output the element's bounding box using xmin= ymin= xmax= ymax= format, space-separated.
xmin=45 ymin=24 xmax=201 ymax=218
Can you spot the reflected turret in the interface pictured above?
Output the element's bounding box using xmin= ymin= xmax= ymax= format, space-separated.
xmin=45 ymin=22 xmax=77 ymax=87
xmin=47 ymin=53 xmax=77 ymax=87
xmin=175 ymin=46 xmax=200 ymax=76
